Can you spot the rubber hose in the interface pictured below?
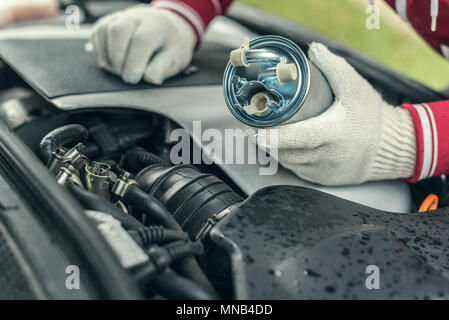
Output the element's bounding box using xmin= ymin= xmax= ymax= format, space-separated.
xmin=123 ymin=185 xmax=218 ymax=296
xmin=128 ymin=227 xmax=189 ymax=246
xmin=151 ymin=269 xmax=219 ymax=300
xmin=125 ymin=147 xmax=162 ymax=173
xmin=39 ymin=124 xmax=89 ymax=166
xmin=163 ymin=241 xmax=204 ymax=261
xmin=133 ymin=242 xmax=203 ymax=285
xmin=69 ymin=185 xmax=143 ymax=230
xmin=124 ymin=185 xmax=179 ymax=230
xmin=103 ymin=160 xmax=124 ymax=175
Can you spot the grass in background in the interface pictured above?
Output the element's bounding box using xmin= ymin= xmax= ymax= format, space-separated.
xmin=238 ymin=0 xmax=449 ymax=91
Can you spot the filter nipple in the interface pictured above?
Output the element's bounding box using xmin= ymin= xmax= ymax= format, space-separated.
xmin=244 ymin=93 xmax=272 ymax=116
xmin=276 ymin=58 xmax=298 ymax=83
xmin=230 ymin=37 xmax=251 ymax=67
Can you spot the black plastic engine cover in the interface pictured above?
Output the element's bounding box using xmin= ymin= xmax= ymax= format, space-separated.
xmin=209 ymin=186 xmax=449 ymax=299
xmin=0 ymin=39 xmax=229 ymax=99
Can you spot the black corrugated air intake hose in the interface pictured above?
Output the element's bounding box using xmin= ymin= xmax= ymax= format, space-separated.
xmin=134 ymin=164 xmax=244 ymax=299
xmin=39 ymin=124 xmax=89 ymax=166
xmin=134 ymin=164 xmax=243 ymax=240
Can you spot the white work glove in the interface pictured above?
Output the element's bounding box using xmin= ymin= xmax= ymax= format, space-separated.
xmin=90 ymin=5 xmax=197 ymax=85
xmin=0 ymin=0 xmax=59 ymax=28
xmin=258 ymin=43 xmax=417 ymax=186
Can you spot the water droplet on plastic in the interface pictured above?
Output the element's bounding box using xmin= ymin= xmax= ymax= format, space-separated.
xmin=269 ymin=269 xmax=283 ymax=277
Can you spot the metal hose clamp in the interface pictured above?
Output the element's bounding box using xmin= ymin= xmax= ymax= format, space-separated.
xmin=111 ymin=172 xmax=137 ymax=199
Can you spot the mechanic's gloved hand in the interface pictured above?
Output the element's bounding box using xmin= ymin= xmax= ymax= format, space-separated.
xmin=90 ymin=5 xmax=197 ymax=85
xmin=0 ymin=0 xmax=59 ymax=29
xmin=258 ymin=43 xmax=417 ymax=186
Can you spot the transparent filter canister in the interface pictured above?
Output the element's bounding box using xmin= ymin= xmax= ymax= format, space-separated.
xmin=223 ymin=36 xmax=334 ymax=128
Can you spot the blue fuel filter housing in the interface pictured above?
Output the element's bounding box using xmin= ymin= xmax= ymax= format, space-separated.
xmin=223 ymin=36 xmax=334 ymax=128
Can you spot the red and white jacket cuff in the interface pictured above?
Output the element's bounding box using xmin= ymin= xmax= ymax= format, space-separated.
xmin=402 ymin=101 xmax=449 ymax=182
xmin=151 ymin=0 xmax=232 ymax=47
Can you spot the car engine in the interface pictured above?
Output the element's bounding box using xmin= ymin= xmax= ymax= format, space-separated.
xmin=1 ymin=3 xmax=449 ymax=300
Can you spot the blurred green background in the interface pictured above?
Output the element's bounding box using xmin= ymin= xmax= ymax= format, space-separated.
xmin=238 ymin=0 xmax=449 ymax=91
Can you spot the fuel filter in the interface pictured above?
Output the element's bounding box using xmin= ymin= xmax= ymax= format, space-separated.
xmin=223 ymin=36 xmax=334 ymax=128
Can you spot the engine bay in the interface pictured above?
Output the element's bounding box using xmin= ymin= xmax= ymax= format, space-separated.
xmin=1 ymin=5 xmax=449 ymax=299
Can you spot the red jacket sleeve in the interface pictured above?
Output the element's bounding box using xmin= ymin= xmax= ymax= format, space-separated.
xmin=151 ymin=0 xmax=233 ymax=45
xmin=401 ymin=101 xmax=449 ymax=182
xmin=385 ymin=0 xmax=449 ymax=181
xmin=385 ymin=0 xmax=449 ymax=59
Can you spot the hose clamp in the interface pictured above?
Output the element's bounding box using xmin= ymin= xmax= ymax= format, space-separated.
xmin=194 ymin=202 xmax=241 ymax=241
xmin=111 ymin=172 xmax=137 ymax=199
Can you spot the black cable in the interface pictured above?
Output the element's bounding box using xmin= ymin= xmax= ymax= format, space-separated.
xmin=124 ymin=185 xmax=179 ymax=230
xmin=122 ymin=185 xmax=218 ymax=296
xmin=39 ymin=124 xmax=89 ymax=166
xmin=128 ymin=227 xmax=189 ymax=246
xmin=151 ymin=269 xmax=219 ymax=300
xmin=103 ymin=159 xmax=124 ymax=175
xmin=117 ymin=132 xmax=155 ymax=152
xmin=125 ymin=147 xmax=163 ymax=173
xmin=69 ymin=184 xmax=143 ymax=230
xmin=82 ymin=142 xmax=101 ymax=158
xmin=68 ymin=185 xmax=209 ymax=295
xmin=131 ymin=242 xmax=204 ymax=285
xmin=162 ymin=241 xmax=204 ymax=259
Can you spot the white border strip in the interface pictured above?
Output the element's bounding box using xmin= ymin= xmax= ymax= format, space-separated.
xmin=413 ymin=104 xmax=433 ymax=180
xmin=211 ymin=0 xmax=223 ymax=15
xmin=431 ymin=0 xmax=439 ymax=32
xmin=153 ymin=0 xmax=206 ymax=36
xmin=442 ymin=44 xmax=449 ymax=60
xmin=395 ymin=0 xmax=409 ymax=22
xmin=423 ymin=103 xmax=439 ymax=177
